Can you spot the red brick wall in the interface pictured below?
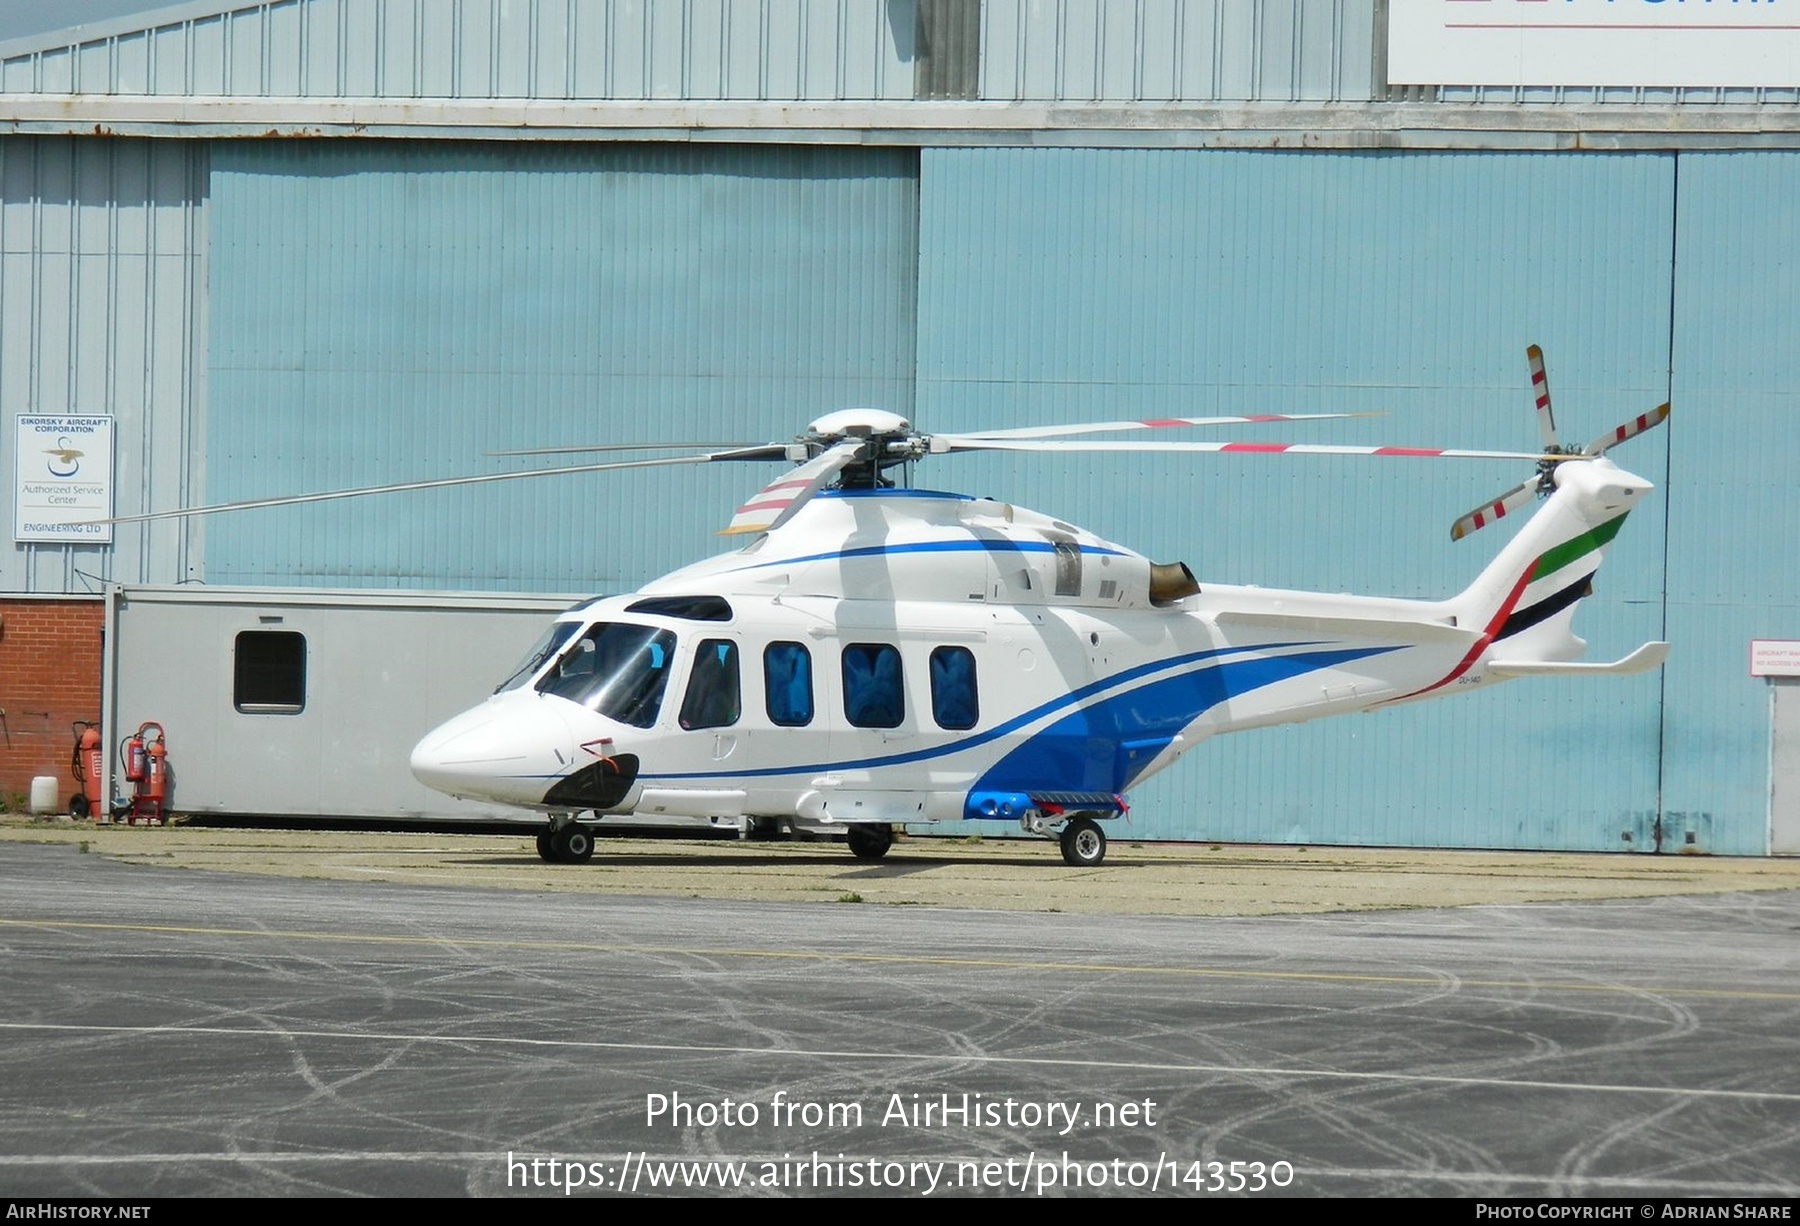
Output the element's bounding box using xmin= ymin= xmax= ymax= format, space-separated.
xmin=0 ymin=599 xmax=104 ymax=809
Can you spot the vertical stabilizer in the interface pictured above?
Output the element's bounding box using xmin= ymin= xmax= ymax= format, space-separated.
xmin=1450 ymin=457 xmax=1653 ymax=665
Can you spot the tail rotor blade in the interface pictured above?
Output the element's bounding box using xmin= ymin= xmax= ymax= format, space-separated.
xmin=1527 ymin=344 xmax=1560 ymax=452
xmin=1450 ymin=477 xmax=1538 ymax=541
xmin=1583 ymin=403 xmax=1671 ymax=457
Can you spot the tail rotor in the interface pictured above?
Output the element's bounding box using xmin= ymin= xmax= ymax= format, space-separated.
xmin=1450 ymin=346 xmax=1669 ymax=541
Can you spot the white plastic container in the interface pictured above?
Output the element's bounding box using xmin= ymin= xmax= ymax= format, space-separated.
xmin=28 ymin=775 xmax=60 ymax=814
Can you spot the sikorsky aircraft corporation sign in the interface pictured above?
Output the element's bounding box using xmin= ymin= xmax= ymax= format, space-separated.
xmin=14 ymin=415 xmax=114 ymax=544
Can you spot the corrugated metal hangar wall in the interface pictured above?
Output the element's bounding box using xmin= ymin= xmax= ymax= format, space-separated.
xmin=2 ymin=0 xmax=1796 ymax=853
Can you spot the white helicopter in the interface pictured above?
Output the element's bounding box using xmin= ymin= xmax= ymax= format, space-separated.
xmin=114 ymin=348 xmax=1671 ymax=866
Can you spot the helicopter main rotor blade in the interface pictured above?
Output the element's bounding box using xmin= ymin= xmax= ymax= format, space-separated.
xmin=940 ymin=438 xmax=1567 ymax=462
xmin=1582 ymin=403 xmax=1670 ymax=457
xmin=486 ymin=440 xmax=765 ymax=458
xmin=89 ymin=446 xmax=787 ymax=526
xmin=721 ymin=439 xmax=864 ymax=536
xmin=938 ymin=412 xmax=1376 ymax=443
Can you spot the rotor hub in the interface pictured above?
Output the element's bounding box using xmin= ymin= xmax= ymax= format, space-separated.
xmin=806 ymin=408 xmax=913 ymax=441
xmin=804 ymin=408 xmax=924 ymax=484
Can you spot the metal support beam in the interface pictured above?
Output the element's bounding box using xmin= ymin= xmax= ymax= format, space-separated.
xmin=7 ymin=95 xmax=1800 ymax=150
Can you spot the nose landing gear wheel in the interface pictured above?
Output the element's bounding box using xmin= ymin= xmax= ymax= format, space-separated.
xmin=1059 ymin=817 xmax=1106 ymax=867
xmin=560 ymin=825 xmax=596 ymax=863
xmin=535 ymin=830 xmax=556 ymax=862
xmin=549 ymin=824 xmax=596 ymax=864
xmin=846 ymin=823 xmax=894 ymax=861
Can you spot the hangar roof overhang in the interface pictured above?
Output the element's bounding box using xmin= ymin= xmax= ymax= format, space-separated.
xmin=4 ymin=96 xmax=1800 ymax=152
xmin=4 ymin=0 xmax=1800 ymax=151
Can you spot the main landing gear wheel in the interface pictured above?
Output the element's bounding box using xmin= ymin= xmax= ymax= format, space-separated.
xmin=550 ymin=824 xmax=596 ymax=864
xmin=846 ymin=824 xmax=894 ymax=861
xmin=535 ymin=830 xmax=556 ymax=862
xmin=1059 ymin=817 xmax=1106 ymax=867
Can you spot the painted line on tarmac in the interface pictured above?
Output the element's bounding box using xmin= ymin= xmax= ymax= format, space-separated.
xmin=2 ymin=1020 xmax=1797 ymax=1105
xmin=4 ymin=916 xmax=1798 ymax=1002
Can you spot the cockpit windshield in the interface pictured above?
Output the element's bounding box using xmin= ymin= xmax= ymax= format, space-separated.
xmin=494 ymin=620 xmax=585 ymax=693
xmin=535 ymin=622 xmax=678 ymax=728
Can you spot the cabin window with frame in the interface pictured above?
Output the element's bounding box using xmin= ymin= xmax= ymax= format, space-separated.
xmin=679 ymin=639 xmax=741 ymax=730
xmin=929 ymin=645 xmax=979 ymax=730
xmin=763 ymin=642 xmax=814 ymax=727
xmin=233 ymin=630 xmax=306 ymax=714
xmin=842 ymin=643 xmax=904 ymax=729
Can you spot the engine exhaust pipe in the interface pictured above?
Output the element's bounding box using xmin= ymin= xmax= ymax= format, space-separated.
xmin=1149 ymin=561 xmax=1199 ymax=606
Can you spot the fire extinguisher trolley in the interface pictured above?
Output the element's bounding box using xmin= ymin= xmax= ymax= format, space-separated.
xmin=69 ymin=722 xmax=105 ymax=819
xmin=121 ymin=721 xmax=170 ymax=825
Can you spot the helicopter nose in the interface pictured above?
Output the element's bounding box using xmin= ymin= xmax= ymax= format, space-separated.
xmin=410 ymin=695 xmax=576 ymax=805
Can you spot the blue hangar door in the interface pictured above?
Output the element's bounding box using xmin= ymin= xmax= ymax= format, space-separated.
xmin=913 ymin=146 xmax=1675 ymax=852
xmin=204 ymin=141 xmax=920 ymax=593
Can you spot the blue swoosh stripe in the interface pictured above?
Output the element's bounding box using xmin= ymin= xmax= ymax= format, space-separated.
xmin=636 ymin=642 xmax=1393 ymax=786
xmin=974 ymin=645 xmax=1398 ymax=796
xmin=819 ymin=489 xmax=967 ymax=502
xmin=729 ymin=538 xmax=1128 ymax=574
xmin=499 ymin=645 xmax=1280 ymax=784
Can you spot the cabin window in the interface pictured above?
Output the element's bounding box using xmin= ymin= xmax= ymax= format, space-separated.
xmin=842 ymin=643 xmax=904 ymax=729
xmin=679 ymin=639 xmax=741 ymax=730
xmin=537 ymin=622 xmax=677 ymax=728
xmin=929 ymin=646 xmax=979 ymax=730
xmin=764 ymin=642 xmax=813 ymax=727
xmin=234 ymin=630 xmax=307 ymax=714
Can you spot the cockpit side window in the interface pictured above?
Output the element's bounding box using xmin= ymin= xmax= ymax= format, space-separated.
xmin=537 ymin=622 xmax=677 ymax=728
xmin=495 ymin=620 xmax=583 ymax=693
xmin=679 ymin=639 xmax=741 ymax=730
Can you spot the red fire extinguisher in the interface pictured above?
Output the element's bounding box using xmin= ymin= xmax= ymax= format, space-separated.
xmin=69 ymin=722 xmax=103 ymax=820
xmin=123 ymin=721 xmax=169 ymax=825
xmin=123 ymin=727 xmax=146 ymax=784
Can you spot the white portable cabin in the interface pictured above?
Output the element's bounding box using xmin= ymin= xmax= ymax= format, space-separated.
xmin=101 ymin=585 xmax=585 ymax=821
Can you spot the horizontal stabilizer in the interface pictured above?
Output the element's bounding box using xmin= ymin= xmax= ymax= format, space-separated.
xmin=1486 ymin=641 xmax=1669 ymax=677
